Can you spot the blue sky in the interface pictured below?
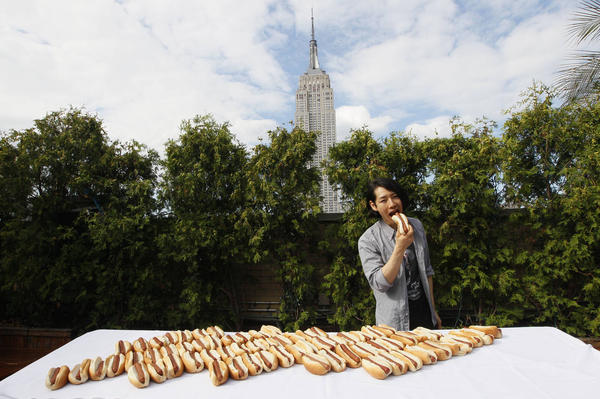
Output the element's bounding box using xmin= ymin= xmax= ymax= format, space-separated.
xmin=0 ymin=0 xmax=580 ymax=152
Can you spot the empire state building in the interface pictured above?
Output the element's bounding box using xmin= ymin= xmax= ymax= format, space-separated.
xmin=295 ymin=14 xmax=342 ymax=214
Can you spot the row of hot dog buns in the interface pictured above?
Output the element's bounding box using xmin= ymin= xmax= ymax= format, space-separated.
xmin=45 ymin=324 xmax=501 ymax=389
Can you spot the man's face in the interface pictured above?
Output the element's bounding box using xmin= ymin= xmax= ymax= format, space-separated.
xmin=369 ymin=186 xmax=404 ymax=227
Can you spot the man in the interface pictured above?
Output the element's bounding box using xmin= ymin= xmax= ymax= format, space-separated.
xmin=358 ymin=178 xmax=441 ymax=330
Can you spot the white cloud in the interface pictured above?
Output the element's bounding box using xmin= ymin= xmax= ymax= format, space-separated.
xmin=0 ymin=0 xmax=581 ymax=154
xmin=230 ymin=118 xmax=279 ymax=147
xmin=329 ymin=1 xmax=573 ymax=129
xmin=406 ymin=115 xmax=453 ymax=140
xmin=336 ymin=105 xmax=394 ymax=141
xmin=0 ymin=0 xmax=293 ymax=151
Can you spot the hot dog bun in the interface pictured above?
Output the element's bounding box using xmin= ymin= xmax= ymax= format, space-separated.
xmin=412 ymin=326 xmax=443 ymax=341
xmin=318 ymin=348 xmax=346 ymax=372
xmin=149 ymin=336 xmax=164 ymax=349
xmin=269 ymin=345 xmax=295 ymax=367
xmin=362 ymin=356 xmax=392 ymax=379
xmin=127 ymin=362 xmax=149 ymax=388
xmin=144 ymin=348 xmax=164 ymax=367
xmin=163 ymin=332 xmax=179 ymax=346
xmin=459 ymin=328 xmax=495 ymax=345
xmin=391 ymin=213 xmax=410 ymax=234
xmin=375 ymin=337 xmax=405 ymax=351
xmin=163 ymin=353 xmax=183 ymax=378
xmin=241 ymin=352 xmax=263 ymax=376
xmin=207 ymin=325 xmax=225 ymax=339
xmin=256 ymin=349 xmax=278 ymax=372
xmin=182 ymin=350 xmax=204 ymax=373
xmin=361 ymin=326 xmax=386 ymax=339
xmin=440 ymin=336 xmax=473 ymax=355
xmin=88 ymin=356 xmax=107 ymax=380
xmin=68 ymin=359 xmax=90 ymax=385
xmin=389 ymin=332 xmax=418 ymax=346
xmin=404 ymin=345 xmax=437 ymax=364
xmin=45 ymin=365 xmax=69 ymax=390
xmin=302 ymin=352 xmax=331 ymax=375
xmin=332 ymin=332 xmax=359 ymax=346
xmin=309 ymin=335 xmax=337 ymax=351
xmin=125 ymin=351 xmax=144 ymax=371
xmin=132 ymin=337 xmax=149 ymax=353
xmin=217 ymin=344 xmax=236 ymax=360
xmin=226 ymin=356 xmax=248 ymax=380
xmin=448 ymin=330 xmax=484 ymax=347
xmin=352 ymin=342 xmax=379 ymax=358
xmin=468 ymin=325 xmax=503 ymax=339
xmin=231 ymin=341 xmax=251 ymax=356
xmin=147 ymin=361 xmax=167 ymax=383
xmin=304 ymin=326 xmax=328 ymax=338
xmin=208 ymin=359 xmax=229 ymax=386
xmin=334 ymin=343 xmax=361 ymax=368
xmin=115 ymin=340 xmax=132 ymax=355
xmin=417 ymin=341 xmax=451 ymax=360
xmin=106 ymin=353 xmax=125 ymax=377
xmin=371 ymin=325 xmax=396 ymax=337
xmin=388 ymin=349 xmax=423 ymax=371
xmin=267 ymin=334 xmax=293 ymax=347
xmin=376 ymin=351 xmax=407 ymax=375
xmin=260 ymin=325 xmax=282 ymax=336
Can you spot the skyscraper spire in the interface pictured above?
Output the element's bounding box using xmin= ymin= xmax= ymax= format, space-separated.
xmin=295 ymin=9 xmax=341 ymax=213
xmin=311 ymin=8 xmax=315 ymax=40
xmin=309 ymin=9 xmax=320 ymax=71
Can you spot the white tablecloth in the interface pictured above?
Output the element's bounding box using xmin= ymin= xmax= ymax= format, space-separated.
xmin=1 ymin=327 xmax=599 ymax=399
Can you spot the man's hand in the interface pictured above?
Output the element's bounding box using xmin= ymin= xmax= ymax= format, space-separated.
xmin=394 ymin=221 xmax=414 ymax=253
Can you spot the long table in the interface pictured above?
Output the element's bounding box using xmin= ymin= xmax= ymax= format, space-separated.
xmin=1 ymin=327 xmax=599 ymax=398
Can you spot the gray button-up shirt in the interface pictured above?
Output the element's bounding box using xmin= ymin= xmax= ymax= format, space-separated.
xmin=358 ymin=217 xmax=435 ymax=330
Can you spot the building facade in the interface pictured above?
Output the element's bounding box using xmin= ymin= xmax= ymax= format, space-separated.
xmin=294 ymin=15 xmax=342 ymax=213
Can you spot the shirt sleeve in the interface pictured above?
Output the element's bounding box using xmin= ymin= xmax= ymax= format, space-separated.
xmin=358 ymin=233 xmax=394 ymax=292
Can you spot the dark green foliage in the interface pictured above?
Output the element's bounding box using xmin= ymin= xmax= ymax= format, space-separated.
xmin=243 ymin=127 xmax=321 ymax=330
xmin=323 ymin=85 xmax=600 ymax=335
xmin=421 ymin=118 xmax=508 ymax=327
xmin=0 ymin=108 xmax=162 ymax=333
xmin=1 ymin=82 xmax=599 ymax=336
xmin=500 ymin=84 xmax=600 ymax=335
xmin=322 ymin=129 xmax=383 ymax=330
xmin=158 ymin=115 xmax=250 ymax=330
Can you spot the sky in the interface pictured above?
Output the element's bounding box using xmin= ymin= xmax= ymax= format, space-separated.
xmin=0 ymin=0 xmax=583 ymax=152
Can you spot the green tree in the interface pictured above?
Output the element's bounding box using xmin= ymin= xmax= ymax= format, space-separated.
xmin=501 ymin=84 xmax=600 ymax=335
xmin=84 ymin=140 xmax=163 ymax=330
xmin=0 ymin=108 xmax=160 ymax=333
xmin=422 ymin=118 xmax=509 ymax=326
xmin=322 ymin=128 xmax=385 ymax=330
xmin=159 ymin=115 xmax=249 ymax=330
xmin=244 ymin=126 xmax=321 ymax=330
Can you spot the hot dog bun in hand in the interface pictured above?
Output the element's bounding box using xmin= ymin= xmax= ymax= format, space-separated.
xmin=391 ymin=213 xmax=410 ymax=234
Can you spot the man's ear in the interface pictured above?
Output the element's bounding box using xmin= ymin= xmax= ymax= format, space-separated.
xmin=369 ymin=200 xmax=378 ymax=213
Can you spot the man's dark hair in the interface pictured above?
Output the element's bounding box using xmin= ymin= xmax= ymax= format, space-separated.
xmin=366 ymin=178 xmax=409 ymax=217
